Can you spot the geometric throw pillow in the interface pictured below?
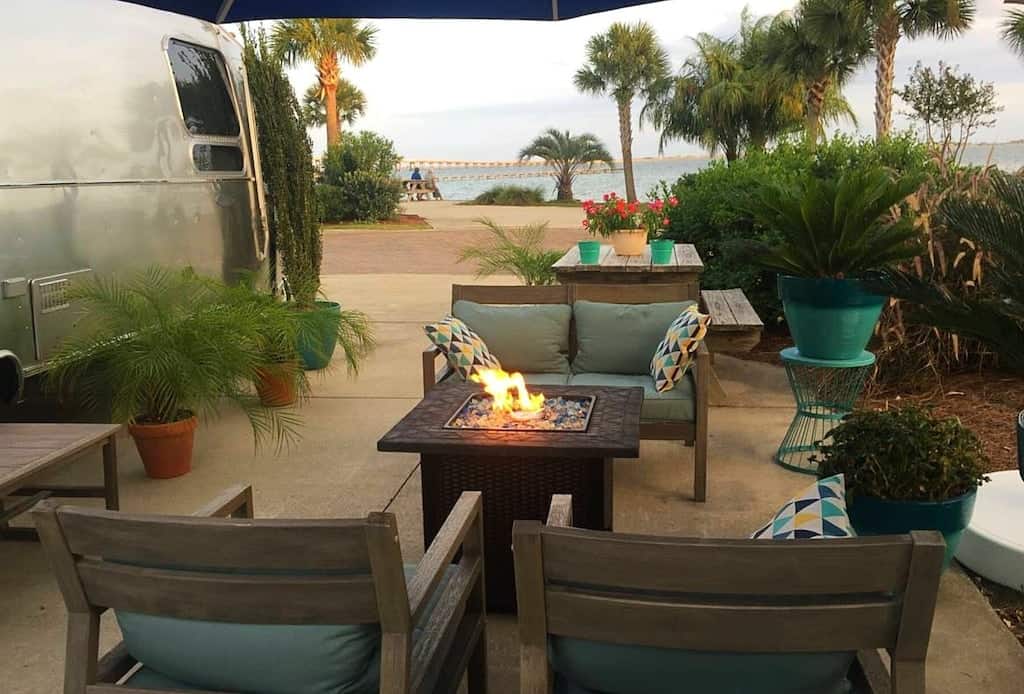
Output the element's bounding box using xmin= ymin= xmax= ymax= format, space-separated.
xmin=650 ymin=305 xmax=711 ymax=393
xmin=424 ymin=315 xmax=502 ymax=381
xmin=751 ymin=474 xmax=855 ymax=540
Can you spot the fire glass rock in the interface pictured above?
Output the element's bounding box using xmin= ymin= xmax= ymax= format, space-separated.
xmin=446 ymin=394 xmax=594 ymax=432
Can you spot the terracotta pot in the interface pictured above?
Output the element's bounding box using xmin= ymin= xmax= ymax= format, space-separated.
xmin=128 ymin=416 xmax=198 ymax=479
xmin=611 ymin=229 xmax=647 ymax=256
xmin=256 ymin=363 xmax=298 ymax=407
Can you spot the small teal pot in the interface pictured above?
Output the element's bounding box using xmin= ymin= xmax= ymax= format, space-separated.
xmin=578 ymin=240 xmax=601 ymax=265
xmin=778 ymin=276 xmax=886 ymax=361
xmin=848 ymin=491 xmax=977 ymax=569
xmin=651 ymin=239 xmax=675 ymax=265
xmin=297 ymin=300 xmax=340 ymax=371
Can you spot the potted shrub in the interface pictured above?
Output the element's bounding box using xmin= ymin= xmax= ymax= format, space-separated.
xmin=814 ymin=407 xmax=989 ymax=567
xmin=745 ymin=168 xmax=922 ymax=360
xmin=244 ymin=29 xmax=375 ymax=372
xmin=48 ymin=268 xmax=302 ymax=479
xmin=582 ymin=193 xmax=677 ymax=257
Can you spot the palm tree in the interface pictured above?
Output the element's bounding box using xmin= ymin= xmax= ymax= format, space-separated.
xmin=646 ymin=12 xmax=806 ymax=161
xmin=1002 ymin=4 xmax=1024 ymax=59
xmin=768 ymin=0 xmax=871 ymax=147
xmin=857 ymin=1 xmax=975 ymax=140
xmin=518 ymin=129 xmax=613 ymax=201
xmin=300 ymin=80 xmax=366 ymax=131
xmin=272 ymin=19 xmax=377 ymax=147
xmin=575 ymin=22 xmax=669 ymax=202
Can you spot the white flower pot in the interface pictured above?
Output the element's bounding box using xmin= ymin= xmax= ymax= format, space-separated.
xmin=611 ymin=229 xmax=647 ymax=256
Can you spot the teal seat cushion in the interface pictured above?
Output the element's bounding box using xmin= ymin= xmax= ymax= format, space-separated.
xmin=550 ymin=638 xmax=854 ymax=694
xmin=453 ymin=300 xmax=571 ymax=374
xmin=569 ymin=372 xmax=695 ymax=422
xmin=572 ymin=300 xmax=694 ymax=375
xmin=523 ymin=372 xmax=571 ymax=386
xmin=116 ymin=565 xmax=446 ymax=694
xmin=124 ymin=667 xmax=198 ymax=690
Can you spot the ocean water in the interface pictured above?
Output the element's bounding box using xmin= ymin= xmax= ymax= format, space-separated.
xmin=416 ymin=142 xmax=1024 ymax=202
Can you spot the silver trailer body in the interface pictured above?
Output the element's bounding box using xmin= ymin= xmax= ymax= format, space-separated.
xmin=0 ymin=0 xmax=268 ymax=399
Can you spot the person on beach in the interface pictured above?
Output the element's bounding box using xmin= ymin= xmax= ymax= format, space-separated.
xmin=426 ymin=169 xmax=443 ymax=199
xmin=410 ymin=167 xmax=422 ymax=180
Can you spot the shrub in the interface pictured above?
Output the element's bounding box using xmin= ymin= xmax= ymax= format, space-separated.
xmin=323 ymin=131 xmax=401 ymax=180
xmin=814 ymin=407 xmax=989 ymax=502
xmin=457 ymin=219 xmax=564 ymax=286
xmin=472 ymin=185 xmax=546 ymax=206
xmin=317 ymin=172 xmax=402 ymax=224
xmin=658 ymin=133 xmax=935 ymax=324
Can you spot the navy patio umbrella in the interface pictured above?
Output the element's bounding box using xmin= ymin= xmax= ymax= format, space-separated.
xmin=119 ymin=0 xmax=665 ymax=23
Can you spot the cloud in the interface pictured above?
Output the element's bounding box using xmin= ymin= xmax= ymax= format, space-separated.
xmin=274 ymin=0 xmax=1024 ymax=158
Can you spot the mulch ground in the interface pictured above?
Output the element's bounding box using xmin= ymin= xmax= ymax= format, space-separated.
xmin=736 ymin=331 xmax=1022 ymax=474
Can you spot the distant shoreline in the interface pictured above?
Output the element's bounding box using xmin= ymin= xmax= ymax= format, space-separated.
xmin=400 ymin=153 xmax=718 ymax=168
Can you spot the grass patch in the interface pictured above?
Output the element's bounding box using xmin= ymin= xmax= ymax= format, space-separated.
xmin=322 ymin=214 xmax=431 ymax=231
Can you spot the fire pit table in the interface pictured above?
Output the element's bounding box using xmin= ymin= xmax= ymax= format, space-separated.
xmin=377 ymin=382 xmax=642 ymax=612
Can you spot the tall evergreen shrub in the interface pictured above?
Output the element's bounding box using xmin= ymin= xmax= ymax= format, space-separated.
xmin=242 ymin=26 xmax=321 ymax=308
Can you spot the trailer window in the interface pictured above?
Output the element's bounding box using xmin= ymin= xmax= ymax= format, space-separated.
xmin=167 ymin=39 xmax=241 ymax=137
xmin=192 ymin=144 xmax=244 ymax=172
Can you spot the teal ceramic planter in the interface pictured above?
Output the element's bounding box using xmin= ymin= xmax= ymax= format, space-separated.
xmin=848 ymin=491 xmax=977 ymax=568
xmin=297 ymin=300 xmax=340 ymax=371
xmin=578 ymin=240 xmax=601 ymax=265
xmin=651 ymin=239 xmax=675 ymax=265
xmin=778 ymin=276 xmax=886 ymax=361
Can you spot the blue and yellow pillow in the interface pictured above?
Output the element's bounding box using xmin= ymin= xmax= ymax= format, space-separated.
xmin=649 ymin=305 xmax=711 ymax=393
xmin=752 ymin=474 xmax=854 ymax=540
xmin=425 ymin=316 xmax=501 ymax=381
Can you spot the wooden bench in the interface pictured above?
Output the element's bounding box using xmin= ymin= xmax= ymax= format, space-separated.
xmin=700 ymin=289 xmax=764 ymax=405
xmin=403 ymin=180 xmax=440 ymax=201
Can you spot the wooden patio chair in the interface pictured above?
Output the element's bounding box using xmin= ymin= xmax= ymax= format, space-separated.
xmin=34 ymin=484 xmax=487 ymax=694
xmin=513 ymin=495 xmax=945 ymax=694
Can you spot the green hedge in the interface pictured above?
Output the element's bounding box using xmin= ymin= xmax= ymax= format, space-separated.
xmin=473 ymin=185 xmax=546 ymax=205
xmin=657 ymin=134 xmax=936 ymax=325
xmin=317 ymin=173 xmax=402 ymax=224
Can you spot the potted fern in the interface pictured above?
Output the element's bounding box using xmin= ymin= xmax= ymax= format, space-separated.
xmin=457 ymin=218 xmax=565 ymax=286
xmin=48 ymin=268 xmax=302 ymax=479
xmin=745 ymin=168 xmax=922 ymax=360
xmin=815 ymin=407 xmax=989 ymax=568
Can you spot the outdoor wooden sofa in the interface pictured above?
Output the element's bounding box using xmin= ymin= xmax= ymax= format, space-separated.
xmin=513 ymin=495 xmax=946 ymax=694
xmin=34 ymin=484 xmax=487 ymax=694
xmin=423 ymin=284 xmax=715 ymax=500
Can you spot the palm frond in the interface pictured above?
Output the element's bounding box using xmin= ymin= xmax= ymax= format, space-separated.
xmin=458 ymin=219 xmax=564 ymax=286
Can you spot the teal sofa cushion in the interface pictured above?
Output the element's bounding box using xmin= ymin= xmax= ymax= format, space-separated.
xmin=550 ymin=638 xmax=854 ymax=694
xmin=523 ymin=372 xmax=571 ymax=386
xmin=573 ymin=301 xmax=694 ymax=375
xmin=116 ymin=565 xmax=446 ymax=694
xmin=569 ymin=372 xmax=695 ymax=422
xmin=453 ymin=300 xmax=571 ymax=374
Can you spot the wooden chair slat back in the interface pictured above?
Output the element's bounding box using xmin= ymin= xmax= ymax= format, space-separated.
xmin=545 ymin=589 xmax=901 ymax=652
xmin=572 ymin=284 xmax=692 ymax=305
xmin=57 ymin=506 xmax=372 ymax=571
xmin=541 ymin=528 xmax=914 ymax=595
xmin=517 ymin=523 xmax=945 ymax=656
xmin=76 ymin=559 xmax=380 ymax=624
xmin=452 ymin=284 xmax=569 ymax=305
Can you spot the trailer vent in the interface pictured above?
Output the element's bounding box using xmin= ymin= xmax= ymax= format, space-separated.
xmin=30 ymin=269 xmax=94 ymax=361
xmin=36 ymin=278 xmax=72 ymax=314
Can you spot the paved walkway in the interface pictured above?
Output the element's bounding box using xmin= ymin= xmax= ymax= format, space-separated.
xmin=323 ymin=201 xmax=586 ymax=275
xmin=1 ymin=204 xmax=1023 ymax=692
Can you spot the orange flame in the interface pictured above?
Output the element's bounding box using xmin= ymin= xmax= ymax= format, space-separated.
xmin=471 ymin=368 xmax=545 ymax=413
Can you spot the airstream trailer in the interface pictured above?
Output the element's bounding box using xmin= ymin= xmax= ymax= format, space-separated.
xmin=0 ymin=0 xmax=269 ymax=403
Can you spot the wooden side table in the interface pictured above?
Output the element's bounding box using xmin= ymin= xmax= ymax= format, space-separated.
xmin=552 ymin=243 xmax=704 ymax=299
xmin=378 ymin=383 xmax=642 ymax=611
xmin=0 ymin=423 xmax=121 ymax=539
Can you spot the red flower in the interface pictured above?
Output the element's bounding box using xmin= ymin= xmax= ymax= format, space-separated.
xmin=582 ymin=219 xmax=590 ymax=228
xmin=669 ymin=196 xmax=679 ymax=206
xmin=603 ymin=193 xmax=610 ymax=201
xmin=662 ymin=217 xmax=670 ymax=226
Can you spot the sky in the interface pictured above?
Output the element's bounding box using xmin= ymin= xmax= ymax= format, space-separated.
xmin=272 ymin=0 xmax=1024 ymax=160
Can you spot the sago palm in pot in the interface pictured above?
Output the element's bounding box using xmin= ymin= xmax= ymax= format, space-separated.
xmin=744 ymin=166 xmax=922 ymax=360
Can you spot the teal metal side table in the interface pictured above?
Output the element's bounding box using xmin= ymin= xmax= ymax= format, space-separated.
xmin=776 ymin=347 xmax=876 ymax=475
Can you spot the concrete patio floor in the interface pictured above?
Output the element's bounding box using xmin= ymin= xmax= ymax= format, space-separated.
xmin=2 ymin=272 xmax=1023 ymax=693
